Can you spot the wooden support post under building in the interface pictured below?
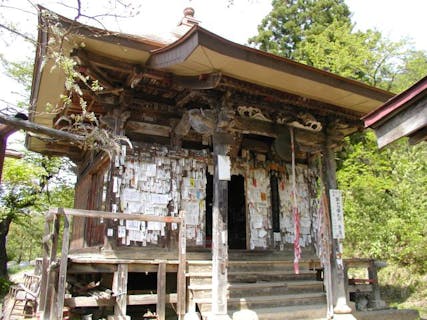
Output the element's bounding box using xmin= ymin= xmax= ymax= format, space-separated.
xmin=41 ymin=214 xmax=60 ymax=320
xmin=38 ymin=219 xmax=51 ymax=317
xmin=210 ymin=133 xmax=232 ymax=319
xmin=322 ymin=131 xmax=352 ymax=316
xmin=157 ymin=262 xmax=166 ymax=320
xmin=56 ymin=210 xmax=70 ymax=320
xmin=0 ymin=136 xmax=9 ymax=183
xmin=110 ymin=264 xmax=129 ymax=320
xmin=177 ymin=210 xmax=187 ymax=319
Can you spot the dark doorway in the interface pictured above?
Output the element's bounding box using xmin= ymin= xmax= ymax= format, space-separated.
xmin=206 ymin=174 xmax=213 ymax=248
xmin=228 ymin=175 xmax=246 ymax=249
xmin=205 ymin=174 xmax=247 ymax=249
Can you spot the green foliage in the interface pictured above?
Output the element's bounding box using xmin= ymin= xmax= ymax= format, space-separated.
xmin=301 ymin=22 xmax=412 ymax=91
xmin=1 ymin=154 xmax=75 ymax=269
xmin=6 ymin=211 xmax=45 ymax=263
xmin=0 ymin=277 xmax=12 ymax=297
xmin=390 ymin=49 xmax=427 ymax=92
xmin=296 ymin=22 xmax=378 ymax=82
xmin=249 ymin=0 xmax=351 ymax=59
xmin=337 ymin=131 xmax=427 ymax=272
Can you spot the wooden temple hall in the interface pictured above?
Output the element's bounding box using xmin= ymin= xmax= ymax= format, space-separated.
xmin=27 ymin=7 xmax=396 ymax=320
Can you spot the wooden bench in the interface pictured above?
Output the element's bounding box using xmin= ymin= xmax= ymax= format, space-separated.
xmin=7 ymin=273 xmax=41 ymax=317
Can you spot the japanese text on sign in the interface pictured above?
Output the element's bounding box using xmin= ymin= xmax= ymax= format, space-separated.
xmin=329 ymin=189 xmax=345 ymax=239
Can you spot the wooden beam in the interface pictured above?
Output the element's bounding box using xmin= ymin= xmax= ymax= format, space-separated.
xmin=0 ymin=114 xmax=85 ymax=143
xmin=123 ymin=115 xmax=326 ymax=152
xmin=374 ymin=99 xmax=427 ymax=148
xmin=0 ymin=123 xmax=17 ymax=137
xmin=125 ymin=121 xmax=171 ymax=137
xmin=173 ymin=73 xmax=222 ymax=89
xmin=221 ymin=75 xmax=364 ymax=121
xmin=234 ymin=117 xmax=326 ymax=153
xmin=68 ymin=263 xmax=118 ymax=273
xmin=409 ymin=126 xmax=427 ymax=145
xmin=51 ymin=208 xmax=182 ymax=224
xmin=64 ymin=293 xmax=178 ymax=307
xmin=74 ymin=49 xmax=136 ymax=73
xmin=241 ymin=137 xmax=270 ymax=153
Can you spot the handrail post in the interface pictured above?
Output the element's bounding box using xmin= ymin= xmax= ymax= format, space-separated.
xmin=38 ymin=213 xmax=51 ymax=318
xmin=368 ymin=260 xmax=385 ymax=309
xmin=43 ymin=209 xmax=60 ymax=319
xmin=56 ymin=208 xmax=70 ymax=320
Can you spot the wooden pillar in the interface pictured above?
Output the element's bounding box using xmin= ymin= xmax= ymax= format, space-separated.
xmin=111 ymin=263 xmax=129 ymax=320
xmin=157 ymin=262 xmax=166 ymax=320
xmin=211 ymin=133 xmax=232 ymax=318
xmin=322 ymin=133 xmax=352 ymax=315
xmin=368 ymin=260 xmax=385 ymax=309
xmin=42 ymin=214 xmax=60 ymax=320
xmin=0 ymin=136 xmax=7 ymax=184
xmin=38 ymin=217 xmax=51 ymax=317
xmin=177 ymin=211 xmax=187 ymax=318
xmin=56 ymin=210 xmax=70 ymax=320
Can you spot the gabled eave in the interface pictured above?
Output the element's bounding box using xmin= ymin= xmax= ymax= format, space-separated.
xmin=148 ymin=25 xmax=394 ymax=115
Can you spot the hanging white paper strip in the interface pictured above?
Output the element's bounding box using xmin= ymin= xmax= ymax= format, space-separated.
xmin=329 ymin=189 xmax=345 ymax=239
xmin=217 ymin=155 xmax=231 ymax=181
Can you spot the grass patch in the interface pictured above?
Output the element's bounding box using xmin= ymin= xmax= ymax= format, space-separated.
xmin=8 ymin=264 xmax=34 ymax=276
xmin=379 ymin=263 xmax=427 ymax=318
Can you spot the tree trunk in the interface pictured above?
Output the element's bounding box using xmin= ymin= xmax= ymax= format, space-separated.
xmin=0 ymin=215 xmax=13 ymax=279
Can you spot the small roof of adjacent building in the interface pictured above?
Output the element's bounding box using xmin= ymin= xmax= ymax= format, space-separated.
xmin=363 ymin=75 xmax=427 ymax=147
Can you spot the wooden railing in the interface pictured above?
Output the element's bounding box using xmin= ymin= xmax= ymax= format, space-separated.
xmin=38 ymin=208 xmax=187 ymax=320
xmin=344 ymin=258 xmax=386 ymax=309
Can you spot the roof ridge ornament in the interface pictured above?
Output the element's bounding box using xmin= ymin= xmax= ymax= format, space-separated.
xmin=172 ymin=7 xmax=200 ymax=38
xmin=179 ymin=7 xmax=200 ymax=27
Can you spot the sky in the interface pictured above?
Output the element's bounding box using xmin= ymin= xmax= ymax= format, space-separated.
xmin=115 ymin=0 xmax=427 ymax=50
xmin=346 ymin=0 xmax=427 ymax=51
xmin=2 ymin=0 xmax=427 ymax=54
xmin=91 ymin=0 xmax=427 ymax=50
xmin=1 ymin=0 xmax=427 ymax=149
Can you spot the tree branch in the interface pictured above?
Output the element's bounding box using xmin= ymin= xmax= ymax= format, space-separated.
xmin=0 ymin=23 xmax=36 ymax=43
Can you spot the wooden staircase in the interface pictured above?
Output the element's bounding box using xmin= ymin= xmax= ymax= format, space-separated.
xmin=187 ymin=256 xmax=327 ymax=320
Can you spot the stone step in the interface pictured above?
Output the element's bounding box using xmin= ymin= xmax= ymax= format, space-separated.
xmin=196 ymin=292 xmax=326 ymax=313
xmin=187 ymin=259 xmax=319 ymax=273
xmin=187 ymin=270 xmax=318 ymax=285
xmin=189 ymin=280 xmax=324 ymax=299
xmin=229 ymin=270 xmax=318 ymax=283
xmin=229 ymin=304 xmax=327 ymax=320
